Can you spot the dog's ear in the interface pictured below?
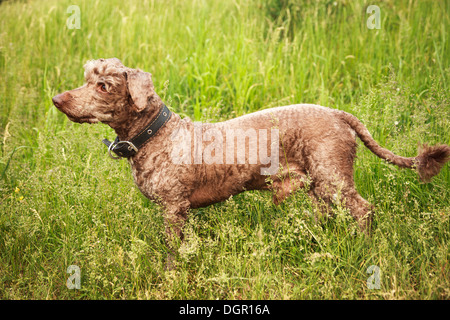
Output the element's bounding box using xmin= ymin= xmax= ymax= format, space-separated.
xmin=125 ymin=69 xmax=155 ymax=112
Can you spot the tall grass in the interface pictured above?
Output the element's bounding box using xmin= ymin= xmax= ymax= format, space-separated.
xmin=0 ymin=0 xmax=449 ymax=299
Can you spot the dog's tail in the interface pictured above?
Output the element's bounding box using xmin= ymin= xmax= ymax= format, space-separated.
xmin=338 ymin=111 xmax=450 ymax=182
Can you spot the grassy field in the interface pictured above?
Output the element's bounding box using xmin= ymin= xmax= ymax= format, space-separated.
xmin=0 ymin=0 xmax=449 ymax=300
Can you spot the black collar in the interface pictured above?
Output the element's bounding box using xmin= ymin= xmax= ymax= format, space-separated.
xmin=102 ymin=104 xmax=172 ymax=159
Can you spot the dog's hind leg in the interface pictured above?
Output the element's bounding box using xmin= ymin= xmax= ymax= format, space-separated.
xmin=309 ymin=172 xmax=373 ymax=233
xmin=306 ymin=133 xmax=373 ymax=233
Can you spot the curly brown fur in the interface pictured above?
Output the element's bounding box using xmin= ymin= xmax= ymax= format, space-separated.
xmin=53 ymin=58 xmax=450 ymax=267
xmin=415 ymin=144 xmax=450 ymax=183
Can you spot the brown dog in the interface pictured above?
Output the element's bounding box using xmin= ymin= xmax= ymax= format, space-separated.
xmin=53 ymin=58 xmax=450 ymax=263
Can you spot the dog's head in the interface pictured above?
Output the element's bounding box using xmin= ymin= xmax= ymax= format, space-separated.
xmin=52 ymin=58 xmax=158 ymax=126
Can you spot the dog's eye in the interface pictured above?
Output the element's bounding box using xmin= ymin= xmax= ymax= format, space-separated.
xmin=98 ymin=83 xmax=108 ymax=93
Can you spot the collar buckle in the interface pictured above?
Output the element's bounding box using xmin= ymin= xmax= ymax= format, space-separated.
xmin=108 ymin=140 xmax=138 ymax=160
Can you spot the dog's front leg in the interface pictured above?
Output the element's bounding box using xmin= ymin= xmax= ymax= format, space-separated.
xmin=163 ymin=201 xmax=189 ymax=270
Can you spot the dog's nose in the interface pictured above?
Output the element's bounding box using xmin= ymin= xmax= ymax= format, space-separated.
xmin=52 ymin=93 xmax=64 ymax=108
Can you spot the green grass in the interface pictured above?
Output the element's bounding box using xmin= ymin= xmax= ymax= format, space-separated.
xmin=0 ymin=0 xmax=449 ymax=299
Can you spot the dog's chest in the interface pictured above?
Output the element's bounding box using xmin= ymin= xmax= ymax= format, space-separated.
xmin=129 ymin=153 xmax=187 ymax=202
